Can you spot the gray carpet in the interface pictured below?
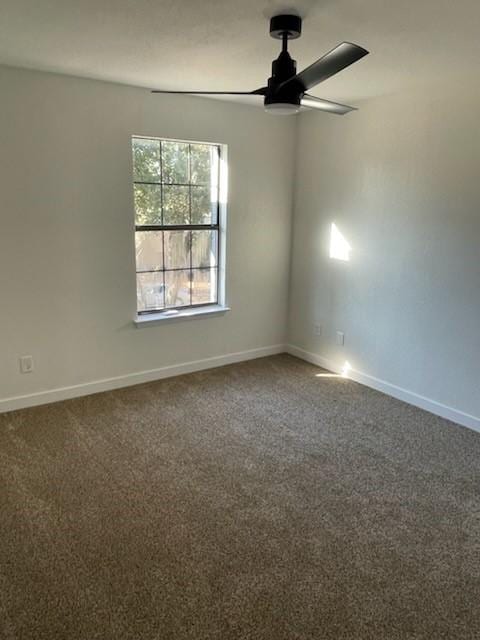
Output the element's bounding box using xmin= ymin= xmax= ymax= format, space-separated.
xmin=0 ymin=354 xmax=479 ymax=639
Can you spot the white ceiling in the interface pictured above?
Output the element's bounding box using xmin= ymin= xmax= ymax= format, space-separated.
xmin=0 ymin=0 xmax=479 ymax=106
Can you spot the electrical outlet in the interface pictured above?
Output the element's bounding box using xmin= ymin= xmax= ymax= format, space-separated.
xmin=19 ymin=355 xmax=34 ymax=374
xmin=314 ymin=324 xmax=322 ymax=336
xmin=336 ymin=331 xmax=345 ymax=346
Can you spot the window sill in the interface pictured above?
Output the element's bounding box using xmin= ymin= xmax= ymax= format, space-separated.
xmin=134 ymin=304 xmax=230 ymax=327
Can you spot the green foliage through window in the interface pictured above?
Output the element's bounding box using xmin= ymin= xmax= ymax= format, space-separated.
xmin=132 ymin=137 xmax=222 ymax=313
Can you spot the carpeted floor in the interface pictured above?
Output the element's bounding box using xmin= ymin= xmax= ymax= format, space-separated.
xmin=0 ymin=354 xmax=479 ymax=639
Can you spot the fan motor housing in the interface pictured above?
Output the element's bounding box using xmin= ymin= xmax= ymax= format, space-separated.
xmin=270 ymin=14 xmax=302 ymax=40
xmin=265 ymin=50 xmax=302 ymax=107
xmin=264 ymin=85 xmax=302 ymax=108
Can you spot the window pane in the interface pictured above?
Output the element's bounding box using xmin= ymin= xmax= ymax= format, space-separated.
xmin=192 ymin=269 xmax=217 ymax=305
xmin=162 ymin=141 xmax=189 ymax=184
xmin=165 ymin=270 xmax=191 ymax=308
xmin=163 ymin=185 xmax=190 ymax=225
xmin=132 ymin=138 xmax=223 ymax=315
xmin=134 ymin=184 xmax=162 ymax=225
xmin=137 ymin=272 xmax=164 ymax=312
xmin=133 ymin=138 xmax=161 ymax=183
xmin=164 ymin=230 xmax=191 ymax=270
xmin=191 ymin=186 xmax=216 ymax=224
xmin=136 ymin=231 xmax=163 ymax=272
xmin=191 ymin=230 xmax=218 ymax=268
xmin=190 ymin=144 xmax=213 ymax=185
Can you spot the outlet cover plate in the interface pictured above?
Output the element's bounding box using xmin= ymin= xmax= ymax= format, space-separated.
xmin=20 ymin=355 xmax=34 ymax=373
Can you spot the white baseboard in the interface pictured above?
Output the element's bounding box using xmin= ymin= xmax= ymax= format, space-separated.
xmin=4 ymin=342 xmax=479 ymax=435
xmin=286 ymin=344 xmax=480 ymax=434
xmin=0 ymin=344 xmax=285 ymax=414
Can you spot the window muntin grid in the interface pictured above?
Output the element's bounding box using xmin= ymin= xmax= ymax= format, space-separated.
xmin=132 ymin=137 xmax=221 ymax=314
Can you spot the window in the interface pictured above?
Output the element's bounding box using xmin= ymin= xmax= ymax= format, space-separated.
xmin=132 ymin=137 xmax=225 ymax=316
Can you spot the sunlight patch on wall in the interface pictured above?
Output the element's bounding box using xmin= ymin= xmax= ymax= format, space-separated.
xmin=329 ymin=223 xmax=351 ymax=261
xmin=341 ymin=361 xmax=352 ymax=377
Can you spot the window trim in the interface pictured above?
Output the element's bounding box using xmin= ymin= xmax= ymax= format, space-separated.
xmin=134 ymin=303 xmax=231 ymax=326
xmin=132 ymin=136 xmax=228 ymax=320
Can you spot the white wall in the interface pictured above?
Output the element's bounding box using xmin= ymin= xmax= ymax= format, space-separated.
xmin=288 ymin=84 xmax=480 ymax=423
xmin=0 ymin=66 xmax=295 ymax=405
xmin=2 ymin=65 xmax=479 ymax=426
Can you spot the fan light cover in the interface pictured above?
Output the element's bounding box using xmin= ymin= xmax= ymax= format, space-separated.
xmin=264 ymin=102 xmax=301 ymax=115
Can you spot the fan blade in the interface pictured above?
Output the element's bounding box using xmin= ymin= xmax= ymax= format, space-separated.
xmin=301 ymin=95 xmax=356 ymax=115
xmin=151 ymin=88 xmax=267 ymax=95
xmin=279 ymin=42 xmax=368 ymax=92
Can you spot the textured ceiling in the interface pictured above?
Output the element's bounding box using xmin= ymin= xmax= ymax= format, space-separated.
xmin=0 ymin=0 xmax=479 ymax=106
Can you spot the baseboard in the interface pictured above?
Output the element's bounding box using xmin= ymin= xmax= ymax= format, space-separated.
xmin=5 ymin=342 xmax=479 ymax=434
xmin=286 ymin=344 xmax=480 ymax=434
xmin=0 ymin=344 xmax=285 ymax=414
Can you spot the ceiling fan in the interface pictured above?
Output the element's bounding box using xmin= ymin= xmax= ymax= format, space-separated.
xmin=152 ymin=14 xmax=369 ymax=116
